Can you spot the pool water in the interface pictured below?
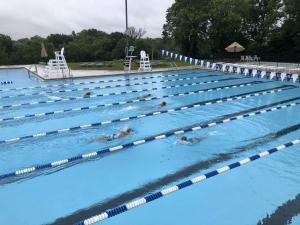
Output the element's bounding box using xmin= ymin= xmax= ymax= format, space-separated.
xmin=0 ymin=68 xmax=42 ymax=87
xmin=0 ymin=68 xmax=299 ymax=225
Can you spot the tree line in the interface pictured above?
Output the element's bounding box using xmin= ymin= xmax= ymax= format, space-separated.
xmin=1 ymin=0 xmax=299 ymax=65
xmin=0 ymin=28 xmax=164 ymax=65
xmin=162 ymin=0 xmax=300 ymax=62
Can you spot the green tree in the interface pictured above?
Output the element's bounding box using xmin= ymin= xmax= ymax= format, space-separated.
xmin=163 ymin=0 xmax=211 ymax=57
xmin=163 ymin=0 xmax=289 ymax=60
xmin=110 ymin=32 xmax=126 ymax=59
xmin=0 ymin=34 xmax=13 ymax=64
xmin=9 ymin=36 xmax=45 ymax=64
xmin=268 ymin=0 xmax=300 ymax=61
xmin=47 ymin=34 xmax=73 ymax=49
xmin=243 ymin=0 xmax=283 ymax=55
xmin=208 ymin=0 xmax=249 ymax=57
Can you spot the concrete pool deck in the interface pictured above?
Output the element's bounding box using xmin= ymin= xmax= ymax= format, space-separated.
xmin=0 ymin=64 xmax=201 ymax=81
xmin=1 ymin=62 xmax=299 ymax=81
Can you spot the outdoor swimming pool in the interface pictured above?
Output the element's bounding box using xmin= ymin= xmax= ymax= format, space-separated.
xmin=0 ymin=68 xmax=299 ymax=225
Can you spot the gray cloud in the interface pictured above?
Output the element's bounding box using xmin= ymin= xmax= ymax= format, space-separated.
xmin=0 ymin=0 xmax=174 ymax=40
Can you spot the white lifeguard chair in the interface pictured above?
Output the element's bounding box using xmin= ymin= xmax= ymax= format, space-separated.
xmin=139 ymin=50 xmax=152 ymax=72
xmin=45 ymin=48 xmax=71 ymax=78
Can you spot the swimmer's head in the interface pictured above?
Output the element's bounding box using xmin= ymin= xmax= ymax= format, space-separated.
xmin=127 ymin=128 xmax=133 ymax=133
xmin=181 ymin=136 xmax=188 ymax=141
xmin=160 ymin=102 xmax=167 ymax=107
xmin=84 ymin=92 xmax=91 ymax=97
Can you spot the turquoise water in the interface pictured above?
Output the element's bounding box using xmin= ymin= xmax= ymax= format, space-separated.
xmin=0 ymin=69 xmax=299 ymax=225
xmin=0 ymin=68 xmax=41 ymax=86
xmin=292 ymin=216 xmax=300 ymax=225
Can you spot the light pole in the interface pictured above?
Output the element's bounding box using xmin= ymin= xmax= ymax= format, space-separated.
xmin=125 ymin=0 xmax=128 ymax=31
xmin=125 ymin=0 xmax=129 ymax=57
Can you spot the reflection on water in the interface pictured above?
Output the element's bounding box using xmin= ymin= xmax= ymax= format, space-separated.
xmin=257 ymin=193 xmax=300 ymax=225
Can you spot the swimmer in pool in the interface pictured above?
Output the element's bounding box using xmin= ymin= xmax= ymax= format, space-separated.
xmin=48 ymin=91 xmax=91 ymax=100
xmin=139 ymin=101 xmax=167 ymax=111
xmin=176 ymin=136 xmax=206 ymax=145
xmin=90 ymin=128 xmax=134 ymax=143
xmin=140 ymin=93 xmax=152 ymax=99
xmin=113 ymin=128 xmax=133 ymax=139
xmin=131 ymin=93 xmax=152 ymax=101
xmin=159 ymin=102 xmax=167 ymax=107
xmin=83 ymin=92 xmax=92 ymax=97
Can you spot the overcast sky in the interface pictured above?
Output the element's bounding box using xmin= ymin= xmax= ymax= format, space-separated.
xmin=0 ymin=0 xmax=174 ymax=40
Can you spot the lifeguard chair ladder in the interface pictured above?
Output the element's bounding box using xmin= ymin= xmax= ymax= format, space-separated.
xmin=45 ymin=48 xmax=71 ymax=78
xmin=139 ymin=50 xmax=152 ymax=72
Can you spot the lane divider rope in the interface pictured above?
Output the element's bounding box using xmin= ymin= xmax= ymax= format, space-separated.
xmin=0 ymin=81 xmax=277 ymax=143
xmin=74 ymin=138 xmax=300 ymax=225
xmin=0 ymin=77 xmax=239 ymax=110
xmin=0 ymin=70 xmax=199 ymax=92
xmin=0 ymin=74 xmax=220 ymax=99
xmin=0 ymin=90 xmax=298 ymax=181
xmin=0 ymin=80 xmax=268 ymax=122
xmin=161 ymin=50 xmax=300 ymax=83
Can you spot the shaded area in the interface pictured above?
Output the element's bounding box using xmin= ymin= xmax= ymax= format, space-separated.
xmin=49 ymin=123 xmax=300 ymax=225
xmin=257 ymin=194 xmax=300 ymax=225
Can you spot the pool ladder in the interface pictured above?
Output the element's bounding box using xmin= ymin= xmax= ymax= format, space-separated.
xmin=170 ymin=62 xmax=178 ymax=69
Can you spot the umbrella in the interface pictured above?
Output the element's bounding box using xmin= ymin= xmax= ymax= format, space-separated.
xmin=41 ymin=42 xmax=48 ymax=58
xmin=225 ymin=42 xmax=245 ymax=53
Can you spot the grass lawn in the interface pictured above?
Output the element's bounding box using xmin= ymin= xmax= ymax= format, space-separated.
xmin=68 ymin=59 xmax=191 ymax=71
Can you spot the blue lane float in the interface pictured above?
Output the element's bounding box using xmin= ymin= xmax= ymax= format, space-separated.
xmin=0 ymin=80 xmax=269 ymax=122
xmin=0 ymin=77 xmax=241 ymax=110
xmin=161 ymin=50 xmax=300 ymax=83
xmin=0 ymin=81 xmax=282 ymax=143
xmin=0 ymin=74 xmax=220 ymax=99
xmin=0 ymin=70 xmax=203 ymax=93
xmin=74 ymin=137 xmax=300 ymax=225
xmin=0 ymin=93 xmax=299 ymax=182
xmin=0 ymin=81 xmax=13 ymax=85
